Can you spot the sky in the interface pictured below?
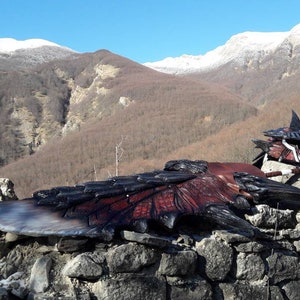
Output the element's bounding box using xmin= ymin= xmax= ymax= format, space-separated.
xmin=2 ymin=0 xmax=300 ymax=63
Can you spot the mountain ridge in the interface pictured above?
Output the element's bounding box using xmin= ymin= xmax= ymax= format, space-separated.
xmin=0 ymin=38 xmax=77 ymax=71
xmin=0 ymin=38 xmax=72 ymax=52
xmin=144 ymin=23 xmax=300 ymax=75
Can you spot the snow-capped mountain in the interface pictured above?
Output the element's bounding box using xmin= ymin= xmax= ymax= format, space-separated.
xmin=144 ymin=24 xmax=300 ymax=74
xmin=0 ymin=38 xmax=77 ymax=70
xmin=0 ymin=38 xmax=65 ymax=53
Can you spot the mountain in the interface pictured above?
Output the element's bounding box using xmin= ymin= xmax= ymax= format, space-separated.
xmin=0 ymin=44 xmax=258 ymax=197
xmin=144 ymin=24 xmax=300 ymax=74
xmin=0 ymin=38 xmax=77 ymax=70
xmin=144 ymin=24 xmax=300 ymax=106
xmin=1 ymin=30 xmax=299 ymax=198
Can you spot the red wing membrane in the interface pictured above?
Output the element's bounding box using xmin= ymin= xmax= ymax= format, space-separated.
xmin=1 ymin=160 xmax=300 ymax=240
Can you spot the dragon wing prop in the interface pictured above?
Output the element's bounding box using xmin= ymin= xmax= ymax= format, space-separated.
xmin=0 ymin=160 xmax=300 ymax=240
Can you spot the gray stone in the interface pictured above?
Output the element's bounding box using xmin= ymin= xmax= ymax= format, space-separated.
xmin=56 ymin=237 xmax=89 ymax=253
xmin=0 ymin=245 xmax=24 ymax=278
xmin=4 ymin=232 xmax=27 ymax=243
xmin=158 ymin=250 xmax=197 ymax=276
xmin=92 ymin=274 xmax=166 ymax=300
xmin=62 ymin=252 xmax=105 ymax=280
xmin=174 ymin=234 xmax=194 ymax=247
xmin=107 ymin=242 xmax=159 ymax=273
xmin=219 ymin=283 xmax=284 ymax=300
xmin=213 ymin=230 xmax=251 ymax=243
xmin=0 ymin=178 xmax=17 ymax=201
xmin=293 ymin=240 xmax=300 ymax=252
xmin=282 ymin=280 xmax=300 ymax=300
xmin=0 ymin=287 xmax=8 ymax=298
xmin=120 ymin=230 xmax=171 ymax=248
xmin=279 ymin=229 xmax=300 ymax=239
xmin=246 ymin=204 xmax=295 ymax=229
xmin=234 ymin=253 xmax=265 ymax=281
xmin=0 ymin=240 xmax=9 ymax=259
xmin=234 ymin=241 xmax=266 ymax=253
xmin=296 ymin=211 xmax=300 ymax=223
xmin=266 ymin=251 xmax=299 ymax=284
xmin=29 ymin=256 xmax=52 ymax=293
xmin=167 ymin=276 xmax=212 ymax=300
xmin=0 ymin=272 xmax=27 ymax=299
xmin=196 ymin=238 xmax=233 ymax=281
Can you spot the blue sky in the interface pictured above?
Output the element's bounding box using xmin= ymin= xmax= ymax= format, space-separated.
xmin=2 ymin=1 xmax=300 ymax=63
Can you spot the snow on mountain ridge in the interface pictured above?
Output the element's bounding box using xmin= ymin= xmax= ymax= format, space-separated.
xmin=144 ymin=24 xmax=300 ymax=74
xmin=0 ymin=38 xmax=74 ymax=53
xmin=0 ymin=38 xmax=77 ymax=71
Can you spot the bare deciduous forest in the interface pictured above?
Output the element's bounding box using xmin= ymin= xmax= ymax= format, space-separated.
xmin=0 ymin=50 xmax=299 ymax=198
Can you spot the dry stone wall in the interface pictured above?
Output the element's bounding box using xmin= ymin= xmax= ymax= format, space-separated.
xmin=0 ymin=208 xmax=299 ymax=299
xmin=0 ymin=176 xmax=299 ymax=299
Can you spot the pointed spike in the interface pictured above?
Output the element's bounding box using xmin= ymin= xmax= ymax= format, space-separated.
xmin=252 ymin=139 xmax=270 ymax=152
xmin=204 ymin=204 xmax=256 ymax=236
xmin=164 ymin=159 xmax=208 ymax=174
xmin=132 ymin=219 xmax=149 ymax=233
xmin=232 ymin=196 xmax=251 ymax=210
xmin=290 ymin=110 xmax=300 ymax=131
xmin=159 ymin=212 xmax=180 ymax=229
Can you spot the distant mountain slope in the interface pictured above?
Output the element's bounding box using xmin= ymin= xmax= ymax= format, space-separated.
xmin=0 ymin=38 xmax=77 ymax=70
xmin=144 ymin=24 xmax=300 ymax=74
xmin=144 ymin=24 xmax=300 ymax=105
xmin=0 ymin=48 xmax=257 ymax=196
xmin=1 ymin=32 xmax=300 ymax=198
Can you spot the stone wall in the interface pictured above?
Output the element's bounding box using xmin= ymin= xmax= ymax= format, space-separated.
xmin=0 ymin=204 xmax=299 ymax=300
xmin=0 ymin=175 xmax=300 ymax=300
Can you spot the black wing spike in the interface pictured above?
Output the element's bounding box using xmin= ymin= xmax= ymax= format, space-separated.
xmin=204 ymin=204 xmax=257 ymax=237
xmin=252 ymin=139 xmax=270 ymax=152
xmin=234 ymin=172 xmax=300 ymax=209
xmin=164 ymin=159 xmax=208 ymax=174
xmin=290 ymin=110 xmax=300 ymax=131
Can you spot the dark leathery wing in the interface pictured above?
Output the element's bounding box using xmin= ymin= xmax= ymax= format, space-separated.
xmin=0 ymin=159 xmax=300 ymax=240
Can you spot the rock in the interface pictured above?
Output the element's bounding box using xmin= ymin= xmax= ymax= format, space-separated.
xmin=213 ymin=230 xmax=251 ymax=243
xmin=293 ymin=240 xmax=300 ymax=252
xmin=120 ymin=230 xmax=171 ymax=248
xmin=219 ymin=283 xmax=284 ymax=300
xmin=55 ymin=237 xmax=89 ymax=253
xmin=62 ymin=252 xmax=105 ymax=280
xmin=296 ymin=211 xmax=300 ymax=223
xmin=0 ymin=287 xmax=8 ymax=298
xmin=246 ymin=204 xmax=295 ymax=229
xmin=174 ymin=234 xmax=194 ymax=247
xmin=29 ymin=256 xmax=52 ymax=293
xmin=158 ymin=250 xmax=197 ymax=276
xmin=234 ymin=241 xmax=266 ymax=253
xmin=0 ymin=272 xmax=27 ymax=299
xmin=0 ymin=178 xmax=17 ymax=201
xmin=196 ymin=238 xmax=233 ymax=281
xmin=5 ymin=232 xmax=27 ymax=243
xmin=282 ymin=280 xmax=300 ymax=300
xmin=106 ymin=242 xmax=159 ymax=273
xmin=167 ymin=276 xmax=212 ymax=300
xmin=266 ymin=251 xmax=299 ymax=284
xmin=92 ymin=274 xmax=166 ymax=300
xmin=0 ymin=245 xmax=24 ymax=278
xmin=234 ymin=253 xmax=265 ymax=281
xmin=0 ymin=239 xmax=9 ymax=259
xmin=279 ymin=228 xmax=300 ymax=239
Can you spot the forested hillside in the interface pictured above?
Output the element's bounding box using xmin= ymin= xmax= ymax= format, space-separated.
xmin=1 ymin=48 xmax=299 ymax=198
